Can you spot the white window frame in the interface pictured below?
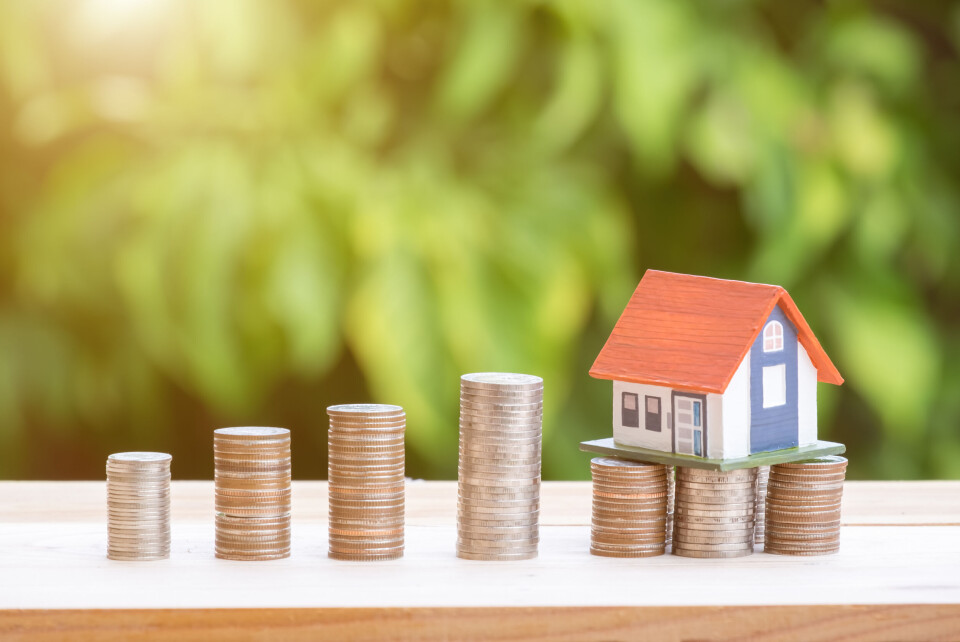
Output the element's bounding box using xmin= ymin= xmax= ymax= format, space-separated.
xmin=762 ymin=364 xmax=787 ymax=408
xmin=763 ymin=321 xmax=784 ymax=352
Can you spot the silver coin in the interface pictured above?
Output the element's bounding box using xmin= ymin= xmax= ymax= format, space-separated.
xmin=106 ymin=451 xmax=172 ymax=463
xmin=458 ymin=517 xmax=540 ymax=529
xmin=461 ymin=372 xmax=543 ymax=387
xmin=456 ymin=550 xmax=537 ymax=561
xmin=215 ymin=426 xmax=289 ymax=438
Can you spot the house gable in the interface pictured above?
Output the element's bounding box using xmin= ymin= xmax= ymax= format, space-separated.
xmin=749 ymin=305 xmax=799 ymax=453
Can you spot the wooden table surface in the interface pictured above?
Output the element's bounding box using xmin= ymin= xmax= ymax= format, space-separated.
xmin=1 ymin=481 xmax=959 ymax=641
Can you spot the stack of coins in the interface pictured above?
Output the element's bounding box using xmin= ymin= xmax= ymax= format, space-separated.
xmin=672 ymin=467 xmax=758 ymax=558
xmin=327 ymin=404 xmax=405 ymax=561
xmin=590 ymin=457 xmax=669 ymax=558
xmin=754 ymin=465 xmax=770 ymax=547
xmin=106 ymin=452 xmax=172 ymax=561
xmin=665 ymin=466 xmax=675 ymax=549
xmin=457 ymin=372 xmax=542 ymax=561
xmin=765 ymin=456 xmax=847 ymax=556
xmin=214 ymin=427 xmax=291 ymax=561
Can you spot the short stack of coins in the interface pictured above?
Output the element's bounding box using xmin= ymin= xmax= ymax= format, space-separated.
xmin=590 ymin=457 xmax=669 ymax=558
xmin=754 ymin=465 xmax=770 ymax=546
xmin=214 ymin=427 xmax=291 ymax=561
xmin=457 ymin=372 xmax=543 ymax=561
xmin=327 ymin=404 xmax=406 ymax=561
xmin=106 ymin=452 xmax=172 ymax=561
xmin=672 ymin=466 xmax=758 ymax=559
xmin=765 ymin=455 xmax=847 ymax=556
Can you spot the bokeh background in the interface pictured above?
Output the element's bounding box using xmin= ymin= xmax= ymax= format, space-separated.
xmin=1 ymin=0 xmax=958 ymax=481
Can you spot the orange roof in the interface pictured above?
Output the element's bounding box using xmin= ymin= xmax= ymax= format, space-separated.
xmin=589 ymin=270 xmax=843 ymax=393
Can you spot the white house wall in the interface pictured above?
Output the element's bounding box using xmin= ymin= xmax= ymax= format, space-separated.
xmin=719 ymin=355 xmax=751 ymax=459
xmin=797 ymin=343 xmax=818 ymax=446
xmin=705 ymin=393 xmax=723 ymax=459
xmin=612 ymin=380 xmax=673 ymax=452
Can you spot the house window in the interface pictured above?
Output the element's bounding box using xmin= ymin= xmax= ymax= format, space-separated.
xmin=645 ymin=396 xmax=661 ymax=432
xmin=763 ymin=321 xmax=784 ymax=352
xmin=622 ymin=392 xmax=640 ymax=428
xmin=762 ymin=364 xmax=786 ymax=408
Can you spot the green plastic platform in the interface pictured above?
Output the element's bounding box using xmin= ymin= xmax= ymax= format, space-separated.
xmin=579 ymin=438 xmax=846 ymax=471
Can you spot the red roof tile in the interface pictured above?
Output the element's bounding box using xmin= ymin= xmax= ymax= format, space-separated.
xmin=589 ymin=270 xmax=843 ymax=393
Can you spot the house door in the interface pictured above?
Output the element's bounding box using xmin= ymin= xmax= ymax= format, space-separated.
xmin=673 ymin=394 xmax=705 ymax=457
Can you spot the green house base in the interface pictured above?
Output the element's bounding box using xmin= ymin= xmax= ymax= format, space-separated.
xmin=579 ymin=438 xmax=846 ymax=471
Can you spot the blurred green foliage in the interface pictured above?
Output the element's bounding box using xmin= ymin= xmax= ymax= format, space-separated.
xmin=0 ymin=0 xmax=958 ymax=480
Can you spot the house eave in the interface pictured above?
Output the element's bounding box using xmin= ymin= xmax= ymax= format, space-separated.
xmin=588 ymin=369 xmax=727 ymax=395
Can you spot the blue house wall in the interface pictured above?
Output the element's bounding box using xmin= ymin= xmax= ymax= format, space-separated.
xmin=749 ymin=305 xmax=799 ymax=453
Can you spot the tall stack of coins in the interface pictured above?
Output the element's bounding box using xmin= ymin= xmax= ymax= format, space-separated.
xmin=457 ymin=372 xmax=542 ymax=561
xmin=106 ymin=452 xmax=171 ymax=561
xmin=754 ymin=465 xmax=770 ymax=546
xmin=590 ymin=457 xmax=669 ymax=558
xmin=214 ymin=427 xmax=291 ymax=561
xmin=672 ymin=466 xmax=758 ymax=559
xmin=765 ymin=456 xmax=847 ymax=556
xmin=327 ymin=404 xmax=405 ymax=561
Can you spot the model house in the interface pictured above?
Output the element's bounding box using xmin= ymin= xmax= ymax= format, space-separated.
xmin=587 ymin=270 xmax=843 ymax=462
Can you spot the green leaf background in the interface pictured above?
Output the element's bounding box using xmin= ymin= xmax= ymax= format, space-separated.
xmin=0 ymin=0 xmax=957 ymax=480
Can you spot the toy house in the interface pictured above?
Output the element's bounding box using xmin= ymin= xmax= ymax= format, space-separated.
xmin=581 ymin=270 xmax=845 ymax=470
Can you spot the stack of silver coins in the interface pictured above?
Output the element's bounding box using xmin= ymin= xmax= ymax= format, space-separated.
xmin=666 ymin=466 xmax=675 ymax=549
xmin=765 ymin=456 xmax=847 ymax=556
xmin=214 ymin=427 xmax=291 ymax=561
xmin=590 ymin=457 xmax=669 ymax=557
xmin=457 ymin=372 xmax=542 ymax=561
xmin=106 ymin=452 xmax=172 ymax=561
xmin=754 ymin=465 xmax=770 ymax=546
xmin=672 ymin=467 xmax=758 ymax=558
xmin=327 ymin=404 xmax=405 ymax=561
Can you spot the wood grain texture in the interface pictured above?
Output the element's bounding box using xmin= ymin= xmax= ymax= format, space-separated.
xmin=0 ymin=481 xmax=957 ymax=640
xmin=2 ymin=605 xmax=959 ymax=642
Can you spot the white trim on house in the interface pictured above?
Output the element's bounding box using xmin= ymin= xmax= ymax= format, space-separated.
xmin=797 ymin=343 xmax=818 ymax=446
xmin=763 ymin=321 xmax=784 ymax=352
xmin=762 ymin=364 xmax=787 ymax=408
xmin=718 ymin=354 xmax=751 ymax=460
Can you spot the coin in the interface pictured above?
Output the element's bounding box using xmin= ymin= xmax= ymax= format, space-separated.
xmin=671 ymin=546 xmax=754 ymax=559
xmin=590 ymin=547 xmax=665 ymax=558
xmin=326 ymin=403 xmax=407 ymax=561
xmin=590 ymin=457 xmax=669 ymax=557
xmin=106 ymin=452 xmax=171 ymax=562
xmin=457 ymin=372 xmax=542 ymax=561
xmin=213 ymin=427 xmax=291 ymax=560
xmin=762 ymin=459 xmax=846 ymax=555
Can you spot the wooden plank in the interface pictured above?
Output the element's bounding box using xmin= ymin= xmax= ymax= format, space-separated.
xmin=3 ymin=605 xmax=959 ymax=642
xmin=0 ymin=484 xmax=958 ymax=610
xmin=0 ymin=522 xmax=958 ymax=609
xmin=0 ymin=481 xmax=957 ymax=639
xmin=580 ymin=437 xmax=846 ymax=470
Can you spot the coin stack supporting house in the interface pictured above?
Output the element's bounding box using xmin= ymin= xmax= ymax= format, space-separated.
xmin=590 ymin=457 xmax=669 ymax=558
xmin=665 ymin=466 xmax=675 ymax=549
xmin=327 ymin=404 xmax=406 ymax=561
xmin=106 ymin=452 xmax=172 ymax=561
xmin=213 ymin=427 xmax=291 ymax=561
xmin=457 ymin=372 xmax=543 ymax=561
xmin=753 ymin=465 xmax=770 ymax=547
xmin=764 ymin=456 xmax=847 ymax=556
xmin=672 ymin=466 xmax=758 ymax=559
